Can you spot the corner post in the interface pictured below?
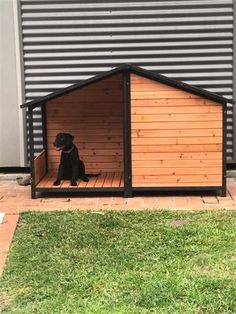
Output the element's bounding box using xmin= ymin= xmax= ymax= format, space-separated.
xmin=222 ymin=103 xmax=227 ymax=197
xmin=123 ymin=70 xmax=132 ymax=197
xmin=41 ymin=103 xmax=48 ymax=173
xmin=28 ymin=107 xmax=36 ymax=199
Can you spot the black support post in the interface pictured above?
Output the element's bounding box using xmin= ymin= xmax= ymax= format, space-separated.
xmin=123 ymin=70 xmax=132 ymax=197
xmin=222 ymin=103 xmax=227 ymax=197
xmin=41 ymin=103 xmax=48 ymax=172
xmin=28 ymin=107 xmax=36 ymax=199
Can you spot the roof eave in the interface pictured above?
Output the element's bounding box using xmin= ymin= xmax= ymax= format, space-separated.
xmin=129 ymin=65 xmax=234 ymax=105
xmin=20 ymin=63 xmax=234 ymax=109
xmin=20 ymin=65 xmax=128 ymax=109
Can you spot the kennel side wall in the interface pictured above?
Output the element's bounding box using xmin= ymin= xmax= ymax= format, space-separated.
xmin=130 ymin=73 xmax=223 ymax=187
xmin=45 ymin=73 xmax=124 ymax=174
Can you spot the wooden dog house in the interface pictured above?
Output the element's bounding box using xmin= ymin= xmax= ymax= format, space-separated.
xmin=21 ymin=65 xmax=233 ymax=198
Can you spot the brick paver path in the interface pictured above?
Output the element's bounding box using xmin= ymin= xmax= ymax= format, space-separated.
xmin=0 ymin=214 xmax=19 ymax=274
xmin=1 ymin=179 xmax=236 ymax=213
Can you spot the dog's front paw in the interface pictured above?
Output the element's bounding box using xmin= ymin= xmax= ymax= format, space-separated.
xmin=70 ymin=180 xmax=77 ymax=186
xmin=53 ymin=180 xmax=61 ymax=186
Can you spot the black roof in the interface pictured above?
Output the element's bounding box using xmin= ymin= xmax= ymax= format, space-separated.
xmin=21 ymin=64 xmax=234 ymax=109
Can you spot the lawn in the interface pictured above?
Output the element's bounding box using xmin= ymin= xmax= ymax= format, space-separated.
xmin=0 ymin=210 xmax=236 ymax=314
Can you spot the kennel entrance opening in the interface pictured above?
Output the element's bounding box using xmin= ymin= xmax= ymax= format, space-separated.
xmin=33 ymin=72 xmax=125 ymax=194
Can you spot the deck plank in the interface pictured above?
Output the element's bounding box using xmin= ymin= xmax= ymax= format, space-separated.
xmin=120 ymin=173 xmax=124 ymax=187
xmin=61 ymin=180 xmax=70 ymax=188
xmin=112 ymin=172 xmax=121 ymax=187
xmin=37 ymin=174 xmax=51 ymax=188
xmin=95 ymin=173 xmax=106 ymax=187
xmin=86 ymin=176 xmax=98 ymax=188
xmin=36 ymin=172 xmax=123 ymax=189
xmin=103 ymin=172 xmax=114 ymax=187
xmin=77 ymin=179 xmax=88 ymax=188
xmin=47 ymin=174 xmax=58 ymax=188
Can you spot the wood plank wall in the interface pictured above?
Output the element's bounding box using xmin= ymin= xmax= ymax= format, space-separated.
xmin=46 ymin=74 xmax=124 ymax=173
xmin=34 ymin=149 xmax=46 ymax=185
xmin=130 ymin=74 xmax=223 ymax=187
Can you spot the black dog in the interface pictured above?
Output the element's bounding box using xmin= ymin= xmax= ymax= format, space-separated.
xmin=53 ymin=133 xmax=99 ymax=186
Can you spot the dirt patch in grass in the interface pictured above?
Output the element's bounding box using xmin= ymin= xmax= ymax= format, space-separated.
xmin=197 ymin=267 xmax=213 ymax=275
xmin=171 ymin=219 xmax=192 ymax=226
xmin=0 ymin=292 xmax=13 ymax=309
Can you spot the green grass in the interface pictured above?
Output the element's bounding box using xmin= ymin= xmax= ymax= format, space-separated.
xmin=1 ymin=211 xmax=236 ymax=314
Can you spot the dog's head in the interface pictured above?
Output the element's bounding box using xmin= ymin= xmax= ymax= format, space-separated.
xmin=53 ymin=133 xmax=74 ymax=151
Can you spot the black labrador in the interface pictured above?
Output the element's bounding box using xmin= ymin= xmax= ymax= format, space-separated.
xmin=53 ymin=133 xmax=99 ymax=186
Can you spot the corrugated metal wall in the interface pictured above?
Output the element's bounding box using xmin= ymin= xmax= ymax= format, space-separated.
xmin=20 ymin=0 xmax=234 ymax=161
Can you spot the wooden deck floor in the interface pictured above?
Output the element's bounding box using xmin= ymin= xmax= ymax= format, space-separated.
xmin=37 ymin=172 xmax=124 ymax=189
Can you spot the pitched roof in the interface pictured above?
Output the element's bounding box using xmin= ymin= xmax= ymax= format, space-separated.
xmin=21 ymin=64 xmax=234 ymax=109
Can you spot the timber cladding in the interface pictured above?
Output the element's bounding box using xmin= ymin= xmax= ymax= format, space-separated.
xmin=46 ymin=73 xmax=124 ymax=173
xmin=130 ymin=74 xmax=223 ymax=187
xmin=34 ymin=149 xmax=46 ymax=185
xmin=23 ymin=65 xmax=228 ymax=198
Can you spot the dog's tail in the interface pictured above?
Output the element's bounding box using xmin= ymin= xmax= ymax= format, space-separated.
xmin=86 ymin=173 xmax=101 ymax=177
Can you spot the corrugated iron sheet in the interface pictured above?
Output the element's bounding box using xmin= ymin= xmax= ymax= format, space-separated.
xmin=20 ymin=0 xmax=234 ymax=160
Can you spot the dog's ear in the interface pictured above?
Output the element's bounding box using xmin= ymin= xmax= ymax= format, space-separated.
xmin=68 ymin=134 xmax=74 ymax=141
xmin=64 ymin=133 xmax=74 ymax=142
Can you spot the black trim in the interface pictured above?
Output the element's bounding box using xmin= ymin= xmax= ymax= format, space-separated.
xmin=21 ymin=65 xmax=128 ymax=109
xmin=123 ymin=70 xmax=132 ymax=197
xmin=130 ymin=65 xmax=233 ymax=105
xmin=133 ymin=186 xmax=222 ymax=192
xmin=35 ymin=186 xmax=222 ymax=196
xmin=222 ymin=104 xmax=227 ymax=196
xmin=28 ymin=108 xmax=36 ymax=199
xmin=21 ymin=64 xmax=234 ymax=109
xmin=36 ymin=187 xmax=124 ymax=194
xmin=41 ymin=103 xmax=48 ymax=173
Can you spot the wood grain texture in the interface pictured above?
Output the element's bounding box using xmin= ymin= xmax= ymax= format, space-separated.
xmin=132 ymin=129 xmax=222 ymax=138
xmin=130 ymin=73 xmax=223 ymax=187
xmin=36 ymin=171 xmax=123 ymax=188
xmin=34 ymin=150 xmax=46 ymax=185
xmin=46 ymin=73 xmax=124 ymax=173
xmin=132 ymin=98 xmax=220 ymax=107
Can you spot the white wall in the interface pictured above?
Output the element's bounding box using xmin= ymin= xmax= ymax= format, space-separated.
xmin=0 ymin=0 xmax=25 ymax=167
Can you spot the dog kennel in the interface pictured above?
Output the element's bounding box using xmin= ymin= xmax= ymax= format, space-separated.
xmin=21 ymin=65 xmax=233 ymax=198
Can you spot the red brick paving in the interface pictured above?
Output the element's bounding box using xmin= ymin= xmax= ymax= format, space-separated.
xmin=1 ymin=179 xmax=236 ymax=213
xmin=1 ymin=178 xmax=236 ymax=274
xmin=0 ymin=214 xmax=19 ymax=275
xmin=201 ymin=195 xmax=219 ymax=204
